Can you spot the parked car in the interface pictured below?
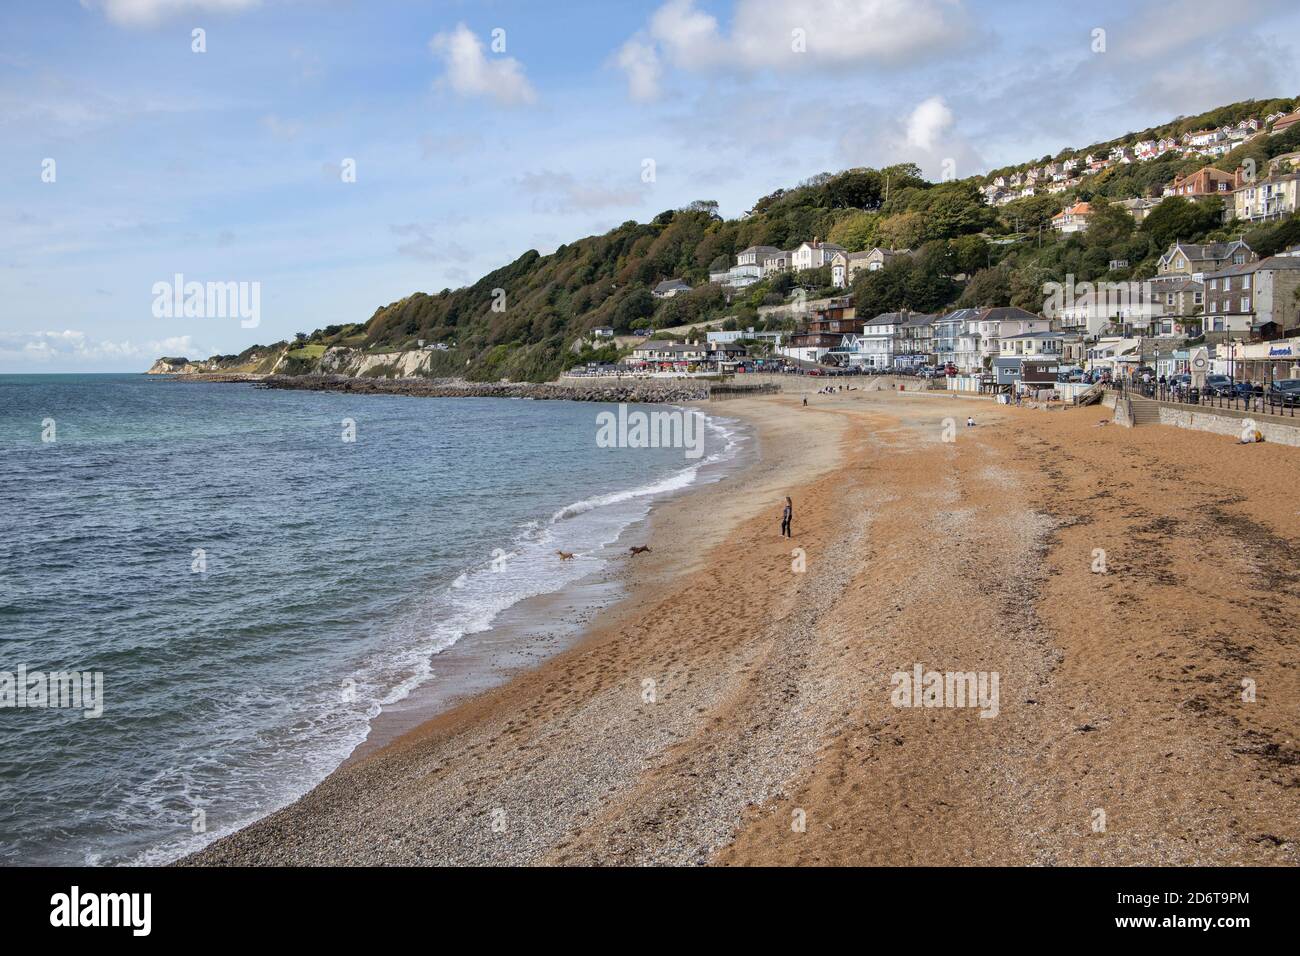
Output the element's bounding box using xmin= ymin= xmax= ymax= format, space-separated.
xmin=1266 ymin=379 xmax=1300 ymax=408
xmin=1204 ymin=374 xmax=1235 ymax=397
xmin=1168 ymin=373 xmax=1192 ymax=394
xmin=1231 ymin=382 xmax=1263 ymax=400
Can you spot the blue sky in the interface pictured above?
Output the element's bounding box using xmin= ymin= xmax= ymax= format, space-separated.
xmin=2 ymin=0 xmax=1297 ymax=371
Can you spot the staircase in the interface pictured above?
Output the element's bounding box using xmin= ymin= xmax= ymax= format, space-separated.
xmin=1128 ymin=395 xmax=1163 ymax=426
xmin=1074 ymin=381 xmax=1105 ymax=406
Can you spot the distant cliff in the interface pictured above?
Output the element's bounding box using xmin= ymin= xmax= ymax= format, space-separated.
xmin=147 ymin=357 xmax=210 ymax=375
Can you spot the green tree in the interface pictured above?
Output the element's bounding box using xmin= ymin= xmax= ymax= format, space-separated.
xmin=1085 ymin=201 xmax=1136 ymax=248
xmin=1140 ymin=196 xmax=1223 ymax=250
xmin=957 ymin=266 xmax=1012 ymax=308
xmin=827 ymin=210 xmax=881 ymax=251
xmin=612 ymin=289 xmax=656 ymax=332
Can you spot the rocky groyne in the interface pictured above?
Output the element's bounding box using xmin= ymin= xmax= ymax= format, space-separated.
xmin=251 ymin=374 xmax=712 ymax=403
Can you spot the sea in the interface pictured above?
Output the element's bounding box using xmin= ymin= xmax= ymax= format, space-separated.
xmin=0 ymin=374 xmax=745 ymax=865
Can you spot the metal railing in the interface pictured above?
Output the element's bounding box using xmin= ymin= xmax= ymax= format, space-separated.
xmin=1108 ymin=380 xmax=1298 ymax=418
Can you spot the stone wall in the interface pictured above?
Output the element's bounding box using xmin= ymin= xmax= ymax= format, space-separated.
xmin=1113 ymin=397 xmax=1133 ymax=427
xmin=1156 ymin=404 xmax=1300 ymax=447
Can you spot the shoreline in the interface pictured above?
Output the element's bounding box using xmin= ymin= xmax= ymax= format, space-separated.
xmin=180 ymin=392 xmax=850 ymax=865
xmin=345 ymin=402 xmax=759 ymax=763
xmin=182 ymin=389 xmax=1300 ymax=866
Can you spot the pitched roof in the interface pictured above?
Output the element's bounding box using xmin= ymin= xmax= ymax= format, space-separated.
xmin=1053 ymin=201 xmax=1092 ymax=219
xmin=1162 ymin=239 xmax=1251 ymax=261
xmin=1149 ymin=276 xmax=1204 ymax=292
xmin=653 ymin=279 xmax=691 ymax=293
xmin=1204 ymin=255 xmax=1300 ymax=279
xmin=974 ymin=306 xmax=1043 ymax=322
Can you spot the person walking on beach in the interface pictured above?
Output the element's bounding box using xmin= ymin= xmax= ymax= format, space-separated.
xmin=780 ymin=497 xmax=793 ymax=538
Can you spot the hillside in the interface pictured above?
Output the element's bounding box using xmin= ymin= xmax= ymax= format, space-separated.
xmin=175 ymin=94 xmax=1300 ymax=382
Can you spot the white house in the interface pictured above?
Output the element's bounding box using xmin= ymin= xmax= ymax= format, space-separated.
xmin=1051 ymin=201 xmax=1092 ymax=233
xmin=954 ymin=307 xmax=1049 ymax=373
xmin=791 ymin=239 xmax=846 ymax=272
xmin=1000 ymin=331 xmax=1064 ymax=358
xmin=854 ymin=311 xmax=907 ymax=369
xmin=628 ymin=340 xmax=709 ymax=365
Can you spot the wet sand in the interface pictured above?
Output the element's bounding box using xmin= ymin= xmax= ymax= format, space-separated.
xmin=183 ymin=389 xmax=1300 ymax=865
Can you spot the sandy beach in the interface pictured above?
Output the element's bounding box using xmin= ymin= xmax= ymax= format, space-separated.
xmin=183 ymin=388 xmax=1300 ymax=866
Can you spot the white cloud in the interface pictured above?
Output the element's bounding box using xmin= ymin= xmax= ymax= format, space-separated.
xmin=618 ymin=0 xmax=971 ymax=99
xmin=517 ymin=171 xmax=648 ymax=214
xmin=615 ymin=38 xmax=663 ymax=102
xmin=0 ymin=330 xmax=215 ymax=363
xmin=389 ymin=223 xmax=472 ymax=263
xmin=80 ymin=0 xmax=260 ymax=28
xmin=836 ymin=95 xmax=982 ymax=181
xmin=429 ymin=24 xmax=537 ymax=107
xmin=905 ymin=96 xmax=953 ymax=152
xmin=259 ymin=114 xmax=302 ymax=140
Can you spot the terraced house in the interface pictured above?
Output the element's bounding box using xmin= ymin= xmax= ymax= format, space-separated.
xmin=1232 ymin=171 xmax=1300 ymax=223
xmin=1203 ymin=254 xmax=1300 ymax=337
xmin=954 ymin=307 xmax=1051 ymax=373
xmin=932 ymin=308 xmax=980 ymax=369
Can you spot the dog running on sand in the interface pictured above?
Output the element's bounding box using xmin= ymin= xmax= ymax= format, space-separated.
xmin=628 ymin=546 xmax=652 ymax=556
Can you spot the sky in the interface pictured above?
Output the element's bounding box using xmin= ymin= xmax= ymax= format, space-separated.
xmin=2 ymin=0 xmax=1298 ymax=372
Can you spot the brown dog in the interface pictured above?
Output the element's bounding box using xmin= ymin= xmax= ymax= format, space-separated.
xmin=628 ymin=545 xmax=652 ymax=556
xmin=556 ymin=550 xmax=575 ymax=561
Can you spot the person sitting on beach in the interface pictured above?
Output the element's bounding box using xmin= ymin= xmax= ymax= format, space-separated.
xmin=780 ymin=497 xmax=793 ymax=538
xmin=966 ymin=416 xmax=975 ymax=427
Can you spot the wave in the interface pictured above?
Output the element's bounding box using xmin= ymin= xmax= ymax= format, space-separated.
xmin=133 ymin=407 xmax=747 ymax=865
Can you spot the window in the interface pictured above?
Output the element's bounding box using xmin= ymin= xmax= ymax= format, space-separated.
xmin=1243 ymin=275 xmax=1251 ymax=290
xmin=1241 ymin=297 xmax=1250 ymax=313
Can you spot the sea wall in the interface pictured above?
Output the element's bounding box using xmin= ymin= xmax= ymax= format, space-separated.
xmin=1155 ymin=404 xmax=1300 ymax=447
